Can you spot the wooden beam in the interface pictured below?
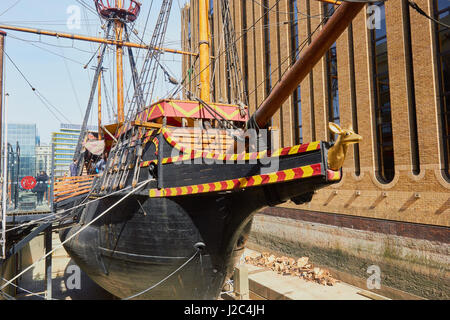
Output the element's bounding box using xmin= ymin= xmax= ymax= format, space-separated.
xmin=0 ymin=24 xmax=198 ymax=57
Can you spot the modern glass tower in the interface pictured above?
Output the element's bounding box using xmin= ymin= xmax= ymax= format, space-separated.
xmin=7 ymin=123 xmax=38 ymax=179
xmin=52 ymin=123 xmax=98 ymax=177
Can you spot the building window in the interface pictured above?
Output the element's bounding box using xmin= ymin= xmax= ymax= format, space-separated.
xmin=403 ymin=0 xmax=420 ymax=175
xmin=370 ymin=2 xmax=395 ymax=183
xmin=323 ymin=3 xmax=340 ymax=141
xmin=263 ymin=0 xmax=272 ymax=97
xmin=290 ymin=0 xmax=302 ymax=144
xmin=348 ymin=23 xmax=361 ymax=176
xmin=241 ymin=0 xmax=249 ymax=104
xmin=326 ymin=43 xmax=340 ymax=128
xmin=434 ymin=0 xmax=450 ymax=180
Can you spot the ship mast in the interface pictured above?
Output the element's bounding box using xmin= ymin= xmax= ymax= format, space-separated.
xmin=115 ymin=0 xmax=125 ymax=123
xmin=97 ymin=53 xmax=103 ymax=140
xmin=198 ymin=0 xmax=210 ymax=103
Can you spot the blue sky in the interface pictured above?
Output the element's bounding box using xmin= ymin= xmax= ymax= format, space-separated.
xmin=1 ymin=0 xmax=188 ymax=144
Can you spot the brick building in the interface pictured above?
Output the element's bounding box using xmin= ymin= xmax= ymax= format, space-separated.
xmin=181 ymin=0 xmax=449 ymax=299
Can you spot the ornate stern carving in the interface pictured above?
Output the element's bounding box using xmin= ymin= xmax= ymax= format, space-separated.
xmin=327 ymin=123 xmax=362 ymax=171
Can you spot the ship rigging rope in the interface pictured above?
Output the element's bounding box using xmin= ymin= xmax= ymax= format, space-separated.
xmin=177 ymin=0 xmax=285 ymax=103
xmin=0 ymin=0 xmax=22 ymax=17
xmin=83 ymin=44 xmax=103 ymax=69
xmin=251 ymin=2 xmax=337 ymax=110
xmin=182 ymin=0 xmax=336 ymax=111
xmin=190 ymin=89 xmax=240 ymax=130
xmin=122 ymin=250 xmax=200 ymax=300
xmin=4 ymin=32 xmax=104 ymax=55
xmin=168 ymin=0 xmax=282 ymax=102
xmin=0 ymin=290 xmax=14 ymax=300
xmin=408 ymin=0 xmax=450 ymax=29
xmin=57 ymin=37 xmax=84 ymax=119
xmin=73 ymin=20 xmax=113 ymax=162
xmin=0 ymin=276 xmax=52 ymax=300
xmin=1 ymin=50 xmax=73 ymax=124
xmin=252 ymin=0 xmax=324 ymax=18
xmin=5 ymin=182 xmax=139 ymax=234
xmin=7 ymin=35 xmax=86 ymax=66
xmin=122 ymin=0 xmax=154 ymax=118
xmin=176 ymin=0 xmax=364 ymax=102
xmin=221 ymin=0 xmax=247 ymax=105
xmin=74 ymin=0 xmax=98 ymax=16
xmin=125 ymin=0 xmax=174 ymax=118
xmin=0 ymin=179 xmax=153 ymax=294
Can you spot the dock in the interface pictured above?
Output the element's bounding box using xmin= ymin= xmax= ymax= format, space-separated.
xmin=4 ymin=233 xmax=388 ymax=300
xmin=222 ymin=249 xmax=389 ymax=301
xmin=10 ymin=232 xmax=114 ymax=300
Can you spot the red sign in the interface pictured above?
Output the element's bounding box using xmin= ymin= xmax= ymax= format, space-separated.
xmin=21 ymin=176 xmax=37 ymax=190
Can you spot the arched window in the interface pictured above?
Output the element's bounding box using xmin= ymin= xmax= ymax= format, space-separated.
xmin=369 ymin=2 xmax=395 ymax=183
xmin=434 ymin=0 xmax=450 ymax=180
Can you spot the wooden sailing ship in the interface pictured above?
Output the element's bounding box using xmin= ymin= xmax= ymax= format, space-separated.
xmin=1 ymin=0 xmax=364 ymax=299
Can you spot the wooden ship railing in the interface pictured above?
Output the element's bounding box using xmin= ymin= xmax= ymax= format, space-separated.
xmin=53 ymin=175 xmax=97 ymax=204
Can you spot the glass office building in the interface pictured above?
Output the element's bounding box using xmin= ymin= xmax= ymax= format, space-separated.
xmin=35 ymin=145 xmax=52 ymax=175
xmin=7 ymin=123 xmax=38 ymax=179
xmin=52 ymin=123 xmax=98 ymax=177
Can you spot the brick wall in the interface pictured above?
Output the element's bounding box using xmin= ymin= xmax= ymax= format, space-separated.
xmin=180 ymin=0 xmax=449 ymax=227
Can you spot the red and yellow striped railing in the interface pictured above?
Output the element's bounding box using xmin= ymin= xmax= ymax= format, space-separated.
xmin=148 ymin=164 xmax=333 ymax=198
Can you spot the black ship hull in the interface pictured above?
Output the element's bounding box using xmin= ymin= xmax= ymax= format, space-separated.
xmin=59 ymin=174 xmax=334 ymax=299
xmin=58 ymin=128 xmax=340 ymax=299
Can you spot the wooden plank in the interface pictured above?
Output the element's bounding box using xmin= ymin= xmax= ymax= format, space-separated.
xmin=54 ymin=186 xmax=92 ymax=197
xmin=54 ymin=180 xmax=94 ymax=189
xmin=55 ymin=189 xmax=91 ymax=202
xmin=54 ymin=181 xmax=94 ymax=191
xmin=357 ymin=291 xmax=389 ymax=300
xmin=55 ymin=175 xmax=97 ymax=182
xmin=55 ymin=186 xmax=92 ymax=197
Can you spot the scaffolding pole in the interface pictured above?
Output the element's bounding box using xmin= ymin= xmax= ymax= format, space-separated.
xmin=1 ymin=93 xmax=8 ymax=260
xmin=0 ymin=30 xmax=5 ymax=260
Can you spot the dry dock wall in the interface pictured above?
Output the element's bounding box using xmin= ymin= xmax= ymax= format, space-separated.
xmin=1 ymin=233 xmax=115 ymax=300
xmin=248 ymin=208 xmax=449 ymax=300
xmin=0 ymin=254 xmax=17 ymax=298
xmin=0 ymin=234 xmax=48 ymax=299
